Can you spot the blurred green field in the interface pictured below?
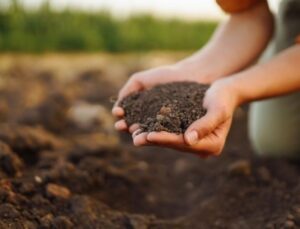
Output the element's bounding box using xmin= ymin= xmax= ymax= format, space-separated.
xmin=0 ymin=1 xmax=217 ymax=53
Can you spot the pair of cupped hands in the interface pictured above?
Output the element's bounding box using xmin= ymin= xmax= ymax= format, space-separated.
xmin=112 ymin=64 xmax=240 ymax=157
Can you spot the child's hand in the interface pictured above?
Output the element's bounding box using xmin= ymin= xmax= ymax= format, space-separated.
xmin=132 ymin=79 xmax=239 ymax=157
xmin=112 ymin=64 xmax=213 ymax=133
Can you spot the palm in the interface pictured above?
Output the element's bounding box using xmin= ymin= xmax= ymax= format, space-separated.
xmin=113 ymin=66 xmax=237 ymax=157
xmin=132 ymin=116 xmax=232 ymax=157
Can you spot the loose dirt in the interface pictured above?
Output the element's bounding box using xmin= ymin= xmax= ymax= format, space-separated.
xmin=120 ymin=82 xmax=209 ymax=134
xmin=1 ymin=54 xmax=300 ymax=229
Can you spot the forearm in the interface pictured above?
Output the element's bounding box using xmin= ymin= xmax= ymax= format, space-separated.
xmin=228 ymin=45 xmax=300 ymax=105
xmin=177 ymin=1 xmax=273 ymax=82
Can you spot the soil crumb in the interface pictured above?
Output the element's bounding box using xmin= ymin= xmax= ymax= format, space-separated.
xmin=120 ymin=82 xmax=209 ymax=134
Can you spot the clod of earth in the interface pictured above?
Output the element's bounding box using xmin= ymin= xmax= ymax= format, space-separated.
xmin=2 ymin=55 xmax=300 ymax=228
xmin=227 ymin=159 xmax=252 ymax=176
xmin=0 ymin=142 xmax=23 ymax=177
xmin=46 ymin=183 xmax=71 ymax=199
xmin=120 ymin=82 xmax=209 ymax=134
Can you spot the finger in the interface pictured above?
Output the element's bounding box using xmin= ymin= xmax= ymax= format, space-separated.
xmin=129 ymin=124 xmax=140 ymax=134
xmin=118 ymin=77 xmax=144 ymax=101
xmin=146 ymin=132 xmax=210 ymax=157
xmin=147 ymin=131 xmax=185 ymax=145
xmin=133 ymin=132 xmax=151 ymax=146
xmin=189 ymin=120 xmax=232 ymax=156
xmin=146 ymin=131 xmax=215 ymax=157
xmin=114 ymin=120 xmax=128 ymax=131
xmin=112 ymin=106 xmax=125 ymax=118
xmin=185 ymin=108 xmax=226 ymax=146
xmin=132 ymin=129 xmax=143 ymax=138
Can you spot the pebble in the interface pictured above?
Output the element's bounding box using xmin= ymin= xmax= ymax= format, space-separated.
xmin=40 ymin=213 xmax=53 ymax=227
xmin=46 ymin=183 xmax=71 ymax=199
xmin=159 ymin=106 xmax=172 ymax=115
xmin=156 ymin=114 xmax=165 ymax=121
xmin=265 ymin=222 xmax=274 ymax=229
xmin=0 ymin=142 xmax=23 ymax=177
xmin=293 ymin=207 xmax=300 ymax=225
xmin=227 ymin=159 xmax=251 ymax=176
xmin=23 ymin=221 xmax=36 ymax=229
xmin=284 ymin=220 xmax=295 ymax=228
xmin=68 ymin=102 xmax=114 ymax=131
xmin=34 ymin=175 xmax=43 ymax=183
xmin=185 ymin=181 xmax=194 ymax=190
xmin=287 ymin=213 xmax=295 ymax=220
xmin=173 ymin=159 xmax=189 ymax=174
xmin=257 ymin=167 xmax=271 ymax=182
xmin=146 ymin=194 xmax=157 ymax=204
xmin=136 ymin=161 xmax=149 ymax=172
xmin=0 ymin=203 xmax=20 ymax=218
xmin=125 ymin=216 xmax=148 ymax=229
xmin=51 ymin=216 xmax=73 ymax=229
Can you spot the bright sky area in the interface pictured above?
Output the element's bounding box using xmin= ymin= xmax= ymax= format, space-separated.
xmin=4 ymin=0 xmax=281 ymax=21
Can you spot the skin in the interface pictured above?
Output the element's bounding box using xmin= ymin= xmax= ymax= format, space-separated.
xmin=112 ymin=1 xmax=300 ymax=157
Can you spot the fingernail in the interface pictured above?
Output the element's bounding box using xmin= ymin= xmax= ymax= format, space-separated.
xmin=115 ymin=121 xmax=126 ymax=130
xmin=186 ymin=131 xmax=198 ymax=145
xmin=132 ymin=129 xmax=142 ymax=138
xmin=114 ymin=122 xmax=121 ymax=129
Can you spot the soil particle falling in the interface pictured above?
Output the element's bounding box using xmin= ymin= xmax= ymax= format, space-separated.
xmin=120 ymin=82 xmax=209 ymax=134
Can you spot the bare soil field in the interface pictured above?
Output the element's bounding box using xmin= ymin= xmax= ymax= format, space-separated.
xmin=0 ymin=53 xmax=300 ymax=229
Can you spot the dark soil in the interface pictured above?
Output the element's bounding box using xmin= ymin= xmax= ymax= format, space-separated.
xmin=120 ymin=82 xmax=209 ymax=134
xmin=1 ymin=55 xmax=300 ymax=229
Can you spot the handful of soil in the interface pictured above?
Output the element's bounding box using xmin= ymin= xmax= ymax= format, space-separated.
xmin=120 ymin=82 xmax=209 ymax=134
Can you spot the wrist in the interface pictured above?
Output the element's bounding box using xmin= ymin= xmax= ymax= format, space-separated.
xmin=174 ymin=56 xmax=223 ymax=84
xmin=212 ymin=77 xmax=244 ymax=108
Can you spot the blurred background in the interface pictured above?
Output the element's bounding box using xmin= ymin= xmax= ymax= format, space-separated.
xmin=1 ymin=1 xmax=299 ymax=228
xmin=0 ymin=0 xmax=279 ymax=53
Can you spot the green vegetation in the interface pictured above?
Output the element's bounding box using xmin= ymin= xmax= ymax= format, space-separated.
xmin=0 ymin=1 xmax=218 ymax=52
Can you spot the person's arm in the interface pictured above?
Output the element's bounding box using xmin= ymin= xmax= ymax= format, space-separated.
xmin=176 ymin=0 xmax=273 ymax=82
xmin=138 ymin=45 xmax=300 ymax=156
xmin=113 ymin=0 xmax=274 ymax=132
xmin=229 ymin=45 xmax=300 ymax=104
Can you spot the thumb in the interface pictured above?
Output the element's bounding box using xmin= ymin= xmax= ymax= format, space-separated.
xmin=184 ymin=106 xmax=226 ymax=146
xmin=118 ymin=77 xmax=144 ymax=101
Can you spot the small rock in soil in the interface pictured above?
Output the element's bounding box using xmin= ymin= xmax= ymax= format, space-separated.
xmin=0 ymin=124 xmax=62 ymax=157
xmin=257 ymin=166 xmax=271 ymax=182
xmin=227 ymin=159 xmax=251 ymax=176
xmin=287 ymin=213 xmax=295 ymax=220
xmin=68 ymin=101 xmax=114 ymax=133
xmin=19 ymin=92 xmax=71 ymax=133
xmin=120 ymin=82 xmax=209 ymax=134
xmin=51 ymin=216 xmax=73 ymax=229
xmin=46 ymin=183 xmax=71 ymax=199
xmin=293 ymin=208 xmax=300 ymax=225
xmin=124 ymin=215 xmax=150 ymax=229
xmin=173 ymin=159 xmax=190 ymax=174
xmin=40 ymin=213 xmax=54 ymax=227
xmin=0 ymin=141 xmax=23 ymax=177
xmin=284 ymin=220 xmax=295 ymax=228
xmin=0 ymin=203 xmax=20 ymax=218
xmin=265 ymin=222 xmax=275 ymax=229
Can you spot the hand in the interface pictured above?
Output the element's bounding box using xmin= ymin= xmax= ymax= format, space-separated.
xmin=112 ymin=63 xmax=214 ymax=133
xmin=132 ymin=79 xmax=240 ymax=157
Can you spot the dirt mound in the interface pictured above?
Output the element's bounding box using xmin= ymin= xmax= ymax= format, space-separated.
xmin=1 ymin=54 xmax=300 ymax=228
xmin=121 ymin=82 xmax=209 ymax=133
